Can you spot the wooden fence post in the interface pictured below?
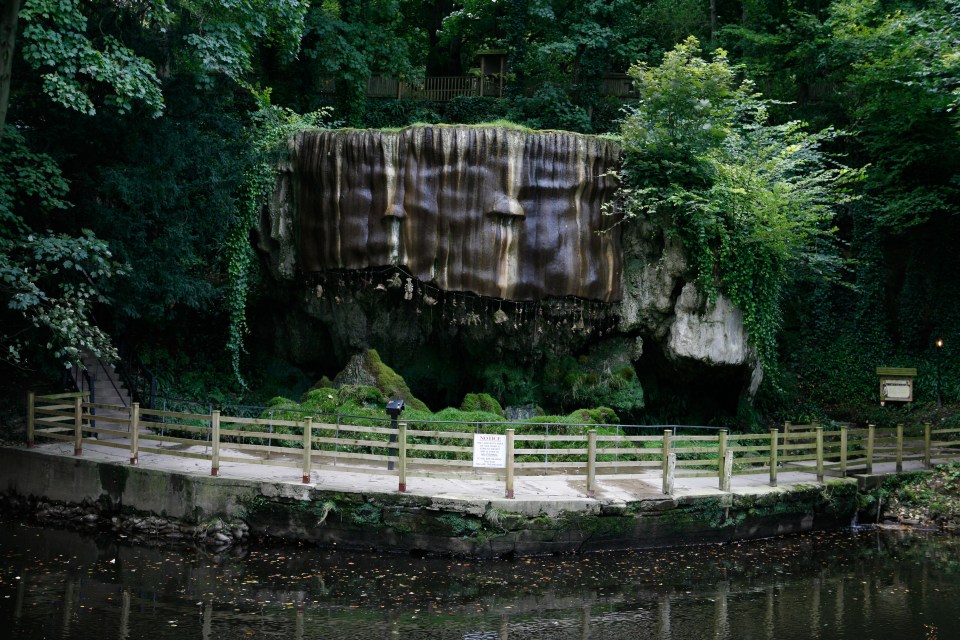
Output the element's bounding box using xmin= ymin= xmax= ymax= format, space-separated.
xmin=718 ymin=429 xmax=728 ymax=490
xmin=302 ymin=416 xmax=312 ymax=484
xmin=839 ymin=426 xmax=848 ymax=477
xmin=896 ymin=423 xmax=904 ymax=472
xmin=866 ymin=424 xmax=875 ymax=474
xmin=505 ymin=429 xmax=515 ymax=499
xmin=769 ymin=428 xmax=778 ymax=487
xmin=210 ymin=410 xmax=221 ymax=476
xmin=924 ymin=422 xmax=932 ymax=469
xmin=73 ymin=395 xmax=83 ymax=456
xmin=130 ymin=403 xmax=140 ymax=465
xmin=662 ymin=430 xmax=672 ymax=495
xmin=398 ymin=421 xmax=407 ymax=493
xmin=664 ymin=453 xmax=676 ymax=495
xmin=586 ymin=430 xmax=597 ymax=498
xmin=816 ymin=425 xmax=824 ymax=482
xmin=26 ymin=391 xmax=35 ymax=448
xmin=721 ymin=450 xmax=733 ymax=492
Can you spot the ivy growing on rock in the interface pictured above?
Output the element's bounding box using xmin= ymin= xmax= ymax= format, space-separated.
xmin=225 ymin=93 xmax=329 ymax=388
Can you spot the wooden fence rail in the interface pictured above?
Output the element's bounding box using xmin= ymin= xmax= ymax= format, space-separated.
xmin=313 ymin=73 xmax=639 ymax=101
xmin=25 ymin=392 xmax=960 ymax=500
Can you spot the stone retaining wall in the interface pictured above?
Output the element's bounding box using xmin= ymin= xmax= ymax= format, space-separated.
xmin=0 ymin=447 xmax=862 ymax=557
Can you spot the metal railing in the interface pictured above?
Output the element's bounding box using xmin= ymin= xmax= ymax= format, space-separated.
xmin=115 ymin=343 xmax=157 ymax=409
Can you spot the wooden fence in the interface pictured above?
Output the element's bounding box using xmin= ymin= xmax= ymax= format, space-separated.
xmin=26 ymin=392 xmax=960 ymax=499
xmin=316 ymin=75 xmax=500 ymax=100
xmin=315 ymin=74 xmax=637 ymax=101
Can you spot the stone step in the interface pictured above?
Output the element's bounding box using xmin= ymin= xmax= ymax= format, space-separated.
xmin=73 ymin=352 xmax=134 ymax=410
xmin=85 ymin=365 xmax=124 ymax=388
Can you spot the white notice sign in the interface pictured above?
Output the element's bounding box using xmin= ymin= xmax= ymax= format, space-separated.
xmin=473 ymin=433 xmax=507 ymax=468
xmin=881 ymin=379 xmax=913 ymax=401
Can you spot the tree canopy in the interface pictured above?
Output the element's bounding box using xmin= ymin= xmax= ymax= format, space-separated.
xmin=619 ymin=37 xmax=858 ymax=374
xmin=1 ymin=0 xmax=958 ymax=421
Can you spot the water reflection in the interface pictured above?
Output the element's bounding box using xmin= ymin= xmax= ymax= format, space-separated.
xmin=1 ymin=516 xmax=957 ymax=640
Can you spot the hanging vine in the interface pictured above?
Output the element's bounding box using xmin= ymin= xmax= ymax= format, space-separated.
xmin=225 ymin=90 xmax=330 ymax=387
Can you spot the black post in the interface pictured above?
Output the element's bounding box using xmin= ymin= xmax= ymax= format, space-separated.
xmin=936 ymin=338 xmax=944 ymax=408
xmin=385 ymin=399 xmax=404 ymax=471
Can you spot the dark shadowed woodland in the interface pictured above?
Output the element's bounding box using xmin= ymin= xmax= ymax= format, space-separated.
xmin=2 ymin=0 xmax=958 ymax=432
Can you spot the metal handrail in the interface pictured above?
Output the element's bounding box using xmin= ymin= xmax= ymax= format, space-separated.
xmin=95 ymin=354 xmax=127 ymax=408
xmin=136 ymin=395 xmax=725 ymax=434
xmin=115 ymin=341 xmax=158 ymax=409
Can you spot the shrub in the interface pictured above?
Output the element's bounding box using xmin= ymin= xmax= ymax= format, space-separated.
xmin=460 ymin=393 xmax=505 ymax=417
xmin=442 ymin=96 xmax=510 ymax=124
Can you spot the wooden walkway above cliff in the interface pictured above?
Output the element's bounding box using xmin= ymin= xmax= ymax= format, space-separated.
xmin=315 ymin=73 xmax=638 ymax=101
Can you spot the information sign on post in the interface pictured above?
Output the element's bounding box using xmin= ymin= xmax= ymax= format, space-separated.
xmin=473 ymin=433 xmax=507 ymax=468
xmin=876 ymin=367 xmax=917 ymax=405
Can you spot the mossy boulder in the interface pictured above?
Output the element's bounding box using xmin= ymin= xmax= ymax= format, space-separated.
xmin=568 ymin=406 xmax=620 ymax=425
xmin=431 ymin=406 xmax=506 ymax=424
xmin=303 ymin=386 xmax=386 ymax=410
xmin=460 ymin=393 xmax=505 ymax=417
xmin=332 ymin=349 xmax=429 ymax=411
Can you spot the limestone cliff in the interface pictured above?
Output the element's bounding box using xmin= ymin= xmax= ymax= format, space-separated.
xmin=255 ymin=125 xmax=758 ymax=416
xmin=292 ymin=126 xmax=622 ymax=302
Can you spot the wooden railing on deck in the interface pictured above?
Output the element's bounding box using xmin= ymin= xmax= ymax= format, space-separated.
xmin=26 ymin=391 xmax=960 ymax=499
xmin=315 ymin=73 xmax=636 ymax=101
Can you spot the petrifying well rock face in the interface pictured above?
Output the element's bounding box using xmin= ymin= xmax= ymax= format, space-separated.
xmin=292 ymin=126 xmax=622 ymax=302
xmin=256 ymin=125 xmax=759 ymax=414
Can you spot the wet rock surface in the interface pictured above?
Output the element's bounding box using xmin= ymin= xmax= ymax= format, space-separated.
xmin=255 ymin=125 xmax=759 ymax=413
xmin=291 ymin=126 xmax=623 ymax=302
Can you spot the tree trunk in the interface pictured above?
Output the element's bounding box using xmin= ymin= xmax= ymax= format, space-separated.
xmin=0 ymin=0 xmax=22 ymax=140
xmin=710 ymin=0 xmax=717 ymax=43
xmin=502 ymin=0 xmax=528 ymax=96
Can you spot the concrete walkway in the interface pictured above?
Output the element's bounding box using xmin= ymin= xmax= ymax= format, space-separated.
xmin=26 ymin=437 xmax=931 ymax=511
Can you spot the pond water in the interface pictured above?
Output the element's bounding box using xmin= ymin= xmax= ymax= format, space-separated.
xmin=1 ymin=516 xmax=958 ymax=640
